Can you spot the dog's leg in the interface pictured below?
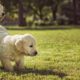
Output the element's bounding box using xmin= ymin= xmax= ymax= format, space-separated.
xmin=15 ymin=56 xmax=25 ymax=71
xmin=1 ymin=58 xmax=13 ymax=71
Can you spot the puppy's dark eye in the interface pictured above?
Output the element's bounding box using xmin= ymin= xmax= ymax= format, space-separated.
xmin=30 ymin=45 xmax=33 ymax=47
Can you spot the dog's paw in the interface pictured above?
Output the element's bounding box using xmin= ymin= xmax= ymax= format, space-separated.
xmin=14 ymin=65 xmax=25 ymax=71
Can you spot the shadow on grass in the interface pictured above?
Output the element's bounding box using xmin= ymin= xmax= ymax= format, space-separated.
xmin=16 ymin=68 xmax=67 ymax=78
xmin=0 ymin=67 xmax=67 ymax=78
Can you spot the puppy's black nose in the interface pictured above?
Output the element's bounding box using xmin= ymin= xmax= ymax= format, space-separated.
xmin=34 ymin=51 xmax=38 ymax=55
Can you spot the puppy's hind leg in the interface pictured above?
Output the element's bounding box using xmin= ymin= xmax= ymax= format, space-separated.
xmin=1 ymin=58 xmax=13 ymax=72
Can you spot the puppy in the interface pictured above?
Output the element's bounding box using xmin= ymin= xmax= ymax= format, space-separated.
xmin=0 ymin=25 xmax=37 ymax=71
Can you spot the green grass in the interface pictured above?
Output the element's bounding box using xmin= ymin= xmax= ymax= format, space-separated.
xmin=0 ymin=29 xmax=80 ymax=80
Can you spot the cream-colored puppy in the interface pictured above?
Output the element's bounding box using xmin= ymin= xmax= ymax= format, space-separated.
xmin=0 ymin=26 xmax=37 ymax=71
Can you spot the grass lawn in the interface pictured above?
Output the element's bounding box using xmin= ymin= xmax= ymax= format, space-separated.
xmin=0 ymin=29 xmax=80 ymax=80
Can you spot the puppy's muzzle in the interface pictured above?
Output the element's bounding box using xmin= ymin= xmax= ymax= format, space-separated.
xmin=34 ymin=51 xmax=38 ymax=55
xmin=31 ymin=51 xmax=38 ymax=56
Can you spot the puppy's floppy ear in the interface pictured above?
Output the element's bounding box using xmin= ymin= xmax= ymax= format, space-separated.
xmin=15 ymin=39 xmax=24 ymax=52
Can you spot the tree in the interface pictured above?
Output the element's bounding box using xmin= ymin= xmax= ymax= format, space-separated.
xmin=47 ymin=0 xmax=64 ymax=21
xmin=73 ymin=0 xmax=77 ymax=24
xmin=0 ymin=0 xmax=27 ymax=26
xmin=18 ymin=0 xmax=26 ymax=26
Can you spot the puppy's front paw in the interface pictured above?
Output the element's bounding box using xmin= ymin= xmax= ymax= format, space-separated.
xmin=14 ymin=65 xmax=25 ymax=71
xmin=18 ymin=66 xmax=25 ymax=71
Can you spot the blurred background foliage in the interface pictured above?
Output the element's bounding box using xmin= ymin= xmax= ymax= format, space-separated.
xmin=0 ymin=0 xmax=80 ymax=28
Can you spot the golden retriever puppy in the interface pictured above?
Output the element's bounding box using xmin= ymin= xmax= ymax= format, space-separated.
xmin=0 ymin=25 xmax=37 ymax=71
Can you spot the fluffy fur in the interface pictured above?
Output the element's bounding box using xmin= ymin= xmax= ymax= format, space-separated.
xmin=0 ymin=25 xmax=37 ymax=71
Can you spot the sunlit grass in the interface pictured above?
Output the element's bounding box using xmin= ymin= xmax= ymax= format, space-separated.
xmin=0 ymin=29 xmax=80 ymax=80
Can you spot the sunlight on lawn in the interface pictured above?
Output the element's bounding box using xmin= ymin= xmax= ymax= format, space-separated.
xmin=0 ymin=29 xmax=79 ymax=80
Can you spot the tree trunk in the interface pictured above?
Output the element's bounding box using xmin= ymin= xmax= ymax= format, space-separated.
xmin=39 ymin=7 xmax=43 ymax=20
xmin=73 ymin=0 xmax=77 ymax=24
xmin=18 ymin=0 xmax=26 ymax=26
xmin=51 ymin=4 xmax=57 ymax=21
